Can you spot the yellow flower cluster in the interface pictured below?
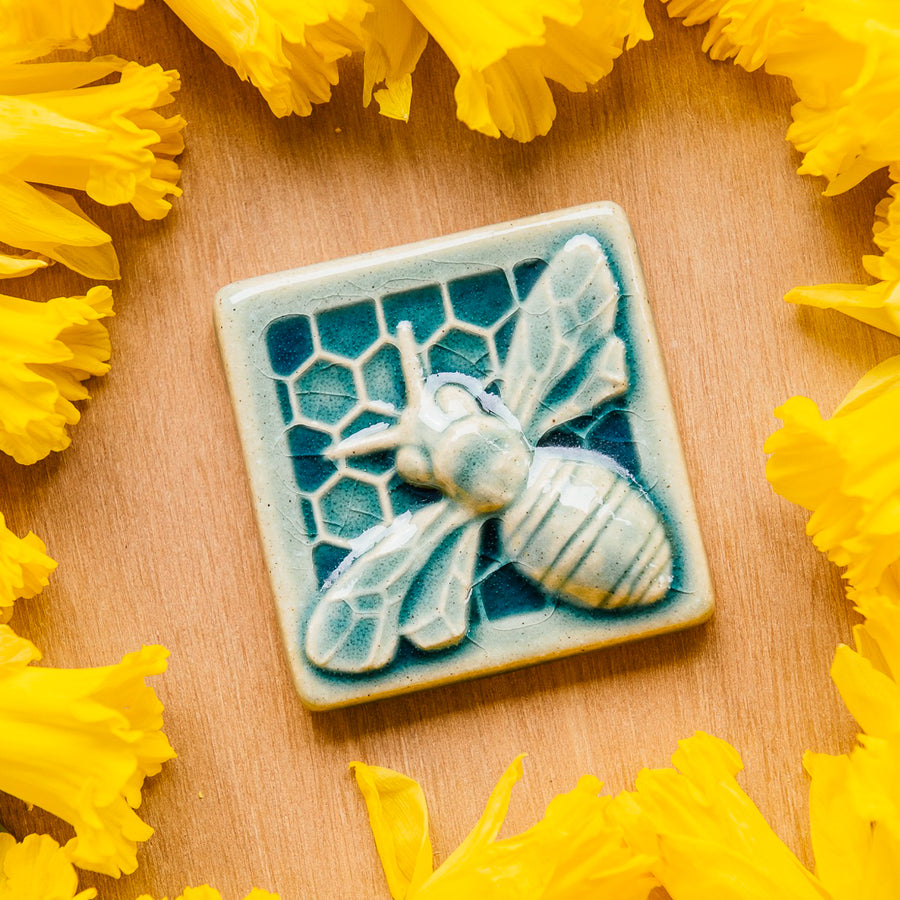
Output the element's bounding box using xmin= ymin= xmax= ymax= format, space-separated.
xmin=1 ymin=499 xmax=175 ymax=890
xmin=353 ymin=755 xmax=656 ymax=899
xmin=0 ymin=628 xmax=176 ymax=876
xmin=665 ymin=0 xmax=900 ymax=338
xmin=806 ymin=591 xmax=900 ymax=896
xmin=161 ymin=0 xmax=650 ymax=141
xmin=0 ymin=54 xmax=184 ymax=281
xmin=356 ymin=725 xmax=898 ymax=899
xmin=766 ymin=356 xmax=900 ymax=893
xmin=766 ymin=356 xmax=900 ymax=609
xmin=0 ymin=3 xmax=185 ymax=462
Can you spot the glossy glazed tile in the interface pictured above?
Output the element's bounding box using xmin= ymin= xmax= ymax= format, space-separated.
xmin=216 ymin=203 xmax=713 ymax=709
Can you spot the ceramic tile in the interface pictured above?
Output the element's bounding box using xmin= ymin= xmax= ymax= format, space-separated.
xmin=216 ymin=203 xmax=713 ymax=709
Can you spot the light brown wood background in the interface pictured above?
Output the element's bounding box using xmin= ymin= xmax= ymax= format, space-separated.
xmin=3 ymin=2 xmax=898 ymax=897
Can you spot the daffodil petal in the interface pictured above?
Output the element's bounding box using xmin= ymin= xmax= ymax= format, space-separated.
xmin=0 ymin=286 xmax=113 ymax=464
xmin=806 ymin=735 xmax=900 ymax=900
xmin=664 ymin=0 xmax=806 ymax=71
xmin=0 ymin=253 xmax=48 ymax=279
xmin=351 ymin=761 xmax=433 ymax=900
xmin=163 ymin=0 xmax=366 ymax=118
xmin=362 ymin=0 xmax=428 ymax=116
xmin=854 ymin=592 xmax=900 ymax=677
xmin=7 ymin=61 xmax=184 ymax=219
xmin=407 ymin=0 xmax=651 ymax=141
xmin=0 ymin=0 xmax=142 ymax=66
xmin=786 ymin=281 xmax=900 ymax=339
xmin=831 ymin=643 xmax=900 ymax=737
xmin=0 ymin=832 xmax=97 ymax=900
xmin=0 ymin=56 xmax=127 ymax=95
xmin=0 ymin=627 xmax=176 ymax=876
xmin=439 ymin=755 xmax=525 ymax=871
xmin=805 ymin=750 xmax=870 ymax=900
xmin=0 ymin=177 xmax=118 ymax=280
xmin=0 ymin=626 xmax=41 ymax=666
xmin=767 ymin=359 xmax=900 ymax=602
xmin=0 ymin=512 xmax=56 ymax=617
xmin=786 ymin=169 xmax=900 ymax=339
xmin=416 ymin=771 xmax=656 ymax=900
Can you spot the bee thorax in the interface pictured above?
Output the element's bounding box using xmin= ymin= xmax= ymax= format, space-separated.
xmin=430 ymin=417 xmax=530 ymax=513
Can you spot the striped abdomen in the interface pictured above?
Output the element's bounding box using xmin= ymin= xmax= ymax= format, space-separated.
xmin=501 ymin=449 xmax=673 ymax=609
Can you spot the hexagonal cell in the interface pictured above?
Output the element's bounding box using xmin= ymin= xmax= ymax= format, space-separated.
xmin=348 ymin=593 xmax=385 ymax=614
xmin=296 ymin=359 xmax=357 ymax=425
xmin=362 ymin=343 xmax=405 ymax=410
xmin=512 ymin=257 xmax=547 ymax=300
xmin=536 ymin=422 xmax=582 ymax=450
xmin=340 ymin=410 xmax=397 ymax=476
xmin=492 ymin=314 xmax=517 ymax=368
xmin=478 ymin=563 xmax=549 ymax=622
xmin=388 ymin=474 xmax=441 ymax=517
xmin=265 ymin=315 xmax=313 ymax=377
xmin=316 ymin=301 xmax=379 ymax=359
xmin=284 ymin=424 xmax=336 ymax=492
xmin=312 ymin=541 xmax=349 ymax=585
xmin=448 ymin=268 xmax=512 ymax=328
xmin=274 ymin=379 xmax=293 ymax=425
xmin=300 ymin=497 xmax=318 ymax=541
xmin=585 ymin=409 xmax=641 ymax=477
xmin=428 ymin=329 xmax=491 ymax=380
xmin=319 ymin=477 xmax=384 ymax=541
xmin=382 ymin=285 xmax=444 ymax=342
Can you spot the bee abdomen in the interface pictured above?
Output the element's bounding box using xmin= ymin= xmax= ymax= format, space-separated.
xmin=502 ymin=451 xmax=673 ymax=610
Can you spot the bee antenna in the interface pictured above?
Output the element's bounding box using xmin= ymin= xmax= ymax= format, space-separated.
xmin=395 ymin=321 xmax=424 ymax=411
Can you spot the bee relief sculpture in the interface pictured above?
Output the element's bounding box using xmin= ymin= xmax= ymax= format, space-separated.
xmin=305 ymin=235 xmax=674 ymax=674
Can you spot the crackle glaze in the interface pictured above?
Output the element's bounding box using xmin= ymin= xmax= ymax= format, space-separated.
xmin=216 ymin=204 xmax=713 ymax=709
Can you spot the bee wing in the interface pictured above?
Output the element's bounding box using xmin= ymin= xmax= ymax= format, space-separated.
xmin=305 ymin=500 xmax=473 ymax=673
xmin=400 ymin=519 xmax=483 ymax=651
xmin=500 ymin=234 xmax=628 ymax=442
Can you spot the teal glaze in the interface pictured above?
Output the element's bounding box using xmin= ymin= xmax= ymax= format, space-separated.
xmin=216 ymin=203 xmax=714 ymax=708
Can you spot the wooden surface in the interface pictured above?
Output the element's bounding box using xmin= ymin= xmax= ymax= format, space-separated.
xmin=3 ymin=2 xmax=899 ymax=896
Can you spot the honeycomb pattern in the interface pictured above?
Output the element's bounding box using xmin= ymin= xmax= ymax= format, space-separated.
xmin=264 ymin=258 xmax=639 ymax=623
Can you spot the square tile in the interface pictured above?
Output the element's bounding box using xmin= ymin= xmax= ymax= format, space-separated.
xmin=216 ymin=203 xmax=713 ymax=709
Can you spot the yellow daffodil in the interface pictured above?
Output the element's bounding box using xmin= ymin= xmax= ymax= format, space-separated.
xmin=0 ymin=0 xmax=142 ymax=65
xmin=0 ymin=833 xmax=96 ymax=900
xmin=765 ymin=355 xmax=900 ymax=608
xmin=614 ymin=732 xmax=830 ymax=899
xmin=666 ymin=1 xmax=900 ymax=195
xmin=160 ymin=0 xmax=648 ymax=139
xmin=0 ymin=286 xmax=113 ymax=465
xmin=0 ymin=512 xmax=55 ymax=620
xmin=136 ymin=888 xmax=279 ymax=900
xmin=352 ymin=756 xmax=657 ymax=899
xmin=0 ymin=54 xmax=184 ymax=279
xmin=363 ymin=0 xmax=652 ymax=140
xmin=161 ymin=0 xmax=368 ymax=118
xmin=0 ymin=626 xmax=176 ymax=877
xmin=787 ymin=167 xmax=900 ymax=338
xmin=804 ymin=591 xmax=900 ymax=899
xmin=614 ymin=728 xmax=899 ymax=900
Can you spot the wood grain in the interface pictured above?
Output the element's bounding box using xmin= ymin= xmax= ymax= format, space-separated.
xmin=2 ymin=2 xmax=898 ymax=896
